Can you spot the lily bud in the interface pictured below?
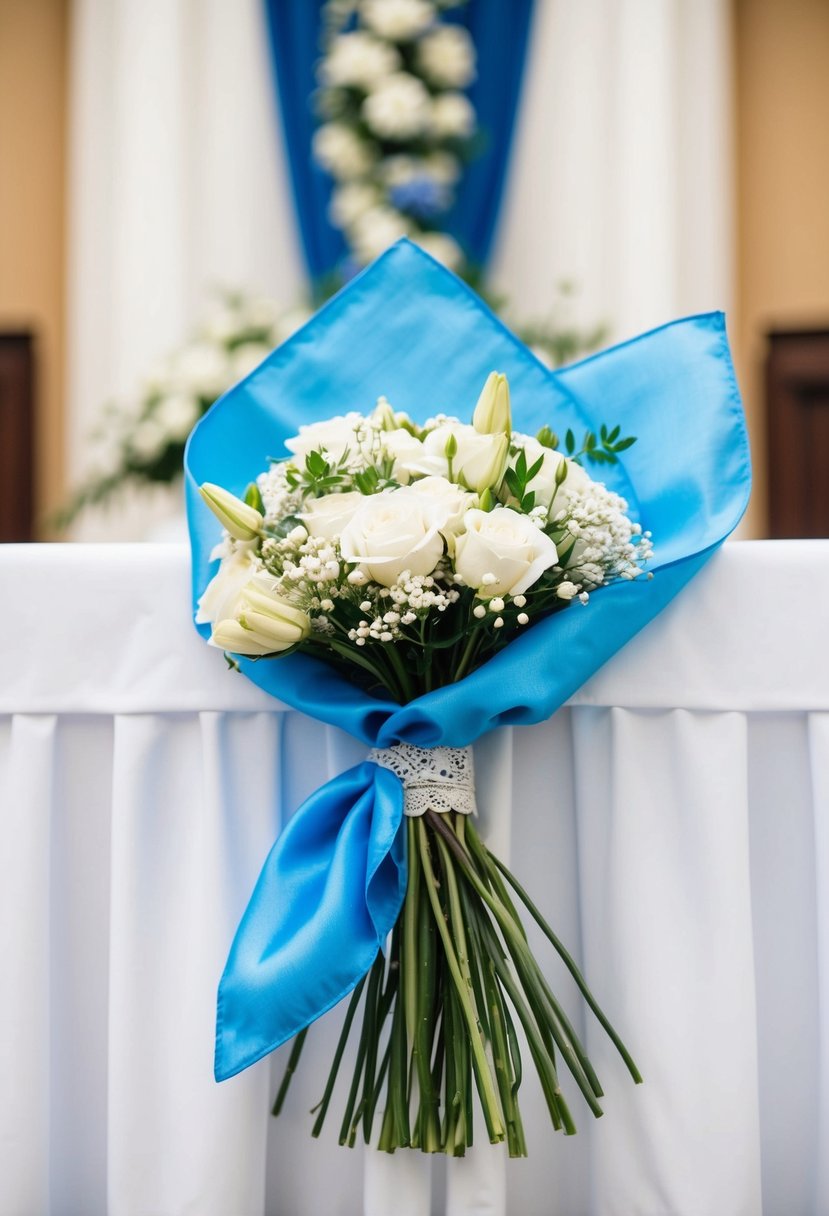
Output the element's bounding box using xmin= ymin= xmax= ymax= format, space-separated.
xmin=472 ymin=372 xmax=511 ymax=439
xmin=460 ymin=432 xmax=509 ymax=496
xmin=200 ymin=482 xmax=263 ymax=541
xmin=373 ymin=396 xmax=397 ymax=431
xmin=238 ymin=584 xmax=311 ymax=644
xmin=210 ymin=619 xmax=280 ymax=656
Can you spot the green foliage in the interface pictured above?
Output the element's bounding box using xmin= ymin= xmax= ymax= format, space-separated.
xmin=564 ymin=425 xmax=637 ymax=466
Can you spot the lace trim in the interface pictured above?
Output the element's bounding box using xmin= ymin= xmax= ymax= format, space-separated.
xmin=368 ymin=743 xmax=476 ymax=818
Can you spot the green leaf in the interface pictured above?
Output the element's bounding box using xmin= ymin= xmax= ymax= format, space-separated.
xmin=264 ymin=513 xmax=304 ymax=539
xmin=244 ymin=481 xmax=264 ymax=512
xmin=306 ymin=450 xmax=328 ymax=477
xmin=526 ymin=455 xmax=544 ymax=482
xmin=565 ymin=429 xmax=575 ymax=455
xmin=612 ymin=435 xmax=637 ymax=452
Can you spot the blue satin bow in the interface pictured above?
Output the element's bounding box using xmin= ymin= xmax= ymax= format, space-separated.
xmin=185 ymin=240 xmax=751 ymax=1081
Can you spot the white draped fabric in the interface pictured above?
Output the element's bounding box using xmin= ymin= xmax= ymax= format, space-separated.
xmin=2 ymin=540 xmax=827 ymax=1215
xmin=65 ymin=0 xmax=733 ymax=533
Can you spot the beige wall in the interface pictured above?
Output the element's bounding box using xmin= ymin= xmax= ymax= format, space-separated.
xmin=0 ymin=0 xmax=67 ymax=532
xmin=734 ymin=0 xmax=829 ymax=535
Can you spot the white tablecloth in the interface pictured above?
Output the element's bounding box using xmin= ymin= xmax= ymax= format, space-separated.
xmin=1 ymin=541 xmax=828 ymax=1216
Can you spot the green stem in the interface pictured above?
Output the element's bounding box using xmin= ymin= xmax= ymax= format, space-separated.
xmin=453 ymin=629 xmax=483 ymax=683
xmin=271 ymin=1026 xmax=309 ymax=1116
xmin=417 ymin=819 xmax=504 ymax=1144
xmin=311 ymin=974 xmax=367 ymax=1137
xmin=488 ymin=851 xmax=642 ymax=1085
xmin=426 ymin=812 xmax=603 ymax=1117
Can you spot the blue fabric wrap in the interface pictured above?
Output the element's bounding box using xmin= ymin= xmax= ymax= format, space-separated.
xmin=184 ymin=240 xmax=751 ymax=1081
xmin=261 ymin=0 xmax=536 ymax=278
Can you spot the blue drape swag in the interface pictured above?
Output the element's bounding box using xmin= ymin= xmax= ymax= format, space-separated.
xmin=262 ymin=0 xmax=536 ymax=282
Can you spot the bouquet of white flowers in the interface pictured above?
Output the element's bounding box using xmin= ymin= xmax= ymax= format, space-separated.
xmin=196 ymin=371 xmax=650 ymax=1155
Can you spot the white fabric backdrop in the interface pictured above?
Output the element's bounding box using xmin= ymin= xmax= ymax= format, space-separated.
xmin=65 ymin=0 xmax=734 ymax=530
xmin=2 ymin=541 xmax=828 ymax=1215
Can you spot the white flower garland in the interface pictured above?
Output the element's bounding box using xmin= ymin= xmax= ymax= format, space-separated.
xmin=313 ymin=0 xmax=478 ymax=272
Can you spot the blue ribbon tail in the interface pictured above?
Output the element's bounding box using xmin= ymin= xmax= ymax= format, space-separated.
xmin=214 ymin=761 xmax=406 ymax=1082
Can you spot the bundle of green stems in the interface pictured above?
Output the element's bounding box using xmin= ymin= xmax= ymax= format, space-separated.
xmin=273 ymin=809 xmax=641 ymax=1156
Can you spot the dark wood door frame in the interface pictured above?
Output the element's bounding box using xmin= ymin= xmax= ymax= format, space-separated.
xmin=766 ymin=329 xmax=829 ymax=538
xmin=0 ymin=332 xmax=36 ymax=542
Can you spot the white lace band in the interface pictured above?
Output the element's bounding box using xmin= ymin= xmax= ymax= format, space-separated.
xmin=368 ymin=743 xmax=476 ymax=818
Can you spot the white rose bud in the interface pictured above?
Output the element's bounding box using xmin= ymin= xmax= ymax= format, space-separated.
xmin=409 ymin=475 xmax=477 ymax=539
xmin=284 ymin=413 xmax=364 ymax=463
xmin=301 ymin=491 xmax=365 ymax=540
xmin=472 ymin=372 xmax=511 ymax=439
xmin=454 ymin=507 xmax=558 ymax=597
xmin=555 ymin=581 xmax=580 ymax=600
xmin=200 ymin=483 xmax=263 ymax=541
xmin=339 ymin=486 xmax=448 ymax=587
xmin=420 ymin=424 xmax=509 ymax=495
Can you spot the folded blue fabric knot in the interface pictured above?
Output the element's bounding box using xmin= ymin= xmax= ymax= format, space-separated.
xmin=184 ymin=240 xmax=751 ymax=1082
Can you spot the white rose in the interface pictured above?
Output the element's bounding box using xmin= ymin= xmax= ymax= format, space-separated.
xmin=413 ymin=232 xmax=463 ymax=271
xmin=362 ymin=73 xmax=432 ymax=141
xmin=416 ymin=423 xmax=508 ymax=494
xmin=509 ymin=438 xmax=593 ymax=510
xmin=350 ymin=206 xmax=409 ymax=263
xmin=454 ymin=507 xmax=558 ymax=597
xmin=377 ymin=427 xmax=426 ymax=483
xmin=320 ymin=31 xmax=401 ymax=89
xmin=196 ymin=548 xmax=261 ymax=625
xmin=361 ymin=0 xmax=434 ymax=42
xmin=312 ymin=122 xmax=375 ymax=179
xmin=409 ymin=475 xmax=477 ymax=539
xmin=172 ymin=342 xmax=230 ymax=398
xmin=154 ymin=392 xmax=201 ymax=440
xmin=379 ymin=154 xmax=420 ymax=186
xmin=241 ymin=296 xmax=281 ymax=329
xmin=422 ymin=150 xmax=461 ymax=185
xmin=430 ymin=92 xmax=476 ymax=139
xmin=416 ymin=25 xmax=476 ymax=89
xmin=129 ymin=417 xmax=168 ymax=462
xmin=339 ymin=486 xmax=448 ymax=586
xmin=329 ymin=181 xmax=381 ymax=229
xmin=273 ymin=306 xmax=312 ymax=344
xmin=301 ymin=491 xmax=365 ymax=540
xmin=285 ymin=413 xmax=364 ymax=463
xmin=231 ymin=343 xmax=270 ymax=381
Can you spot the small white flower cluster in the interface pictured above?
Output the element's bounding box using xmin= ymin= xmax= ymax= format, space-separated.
xmin=551 ymin=481 xmax=653 ymax=591
xmin=313 ymin=0 xmax=476 ymax=271
xmin=347 ymin=570 xmax=462 ymax=645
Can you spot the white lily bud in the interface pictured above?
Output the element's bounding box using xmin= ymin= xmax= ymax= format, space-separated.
xmin=200 ymin=482 xmax=263 ymax=541
xmin=238 ymin=584 xmax=311 ymax=643
xmin=472 ymin=372 xmax=511 ymax=439
xmin=210 ymin=582 xmax=311 ymax=655
xmin=459 ymin=431 xmax=509 ymax=495
xmin=372 ymin=396 xmax=398 ymax=431
xmin=210 ymin=619 xmax=279 ymax=656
